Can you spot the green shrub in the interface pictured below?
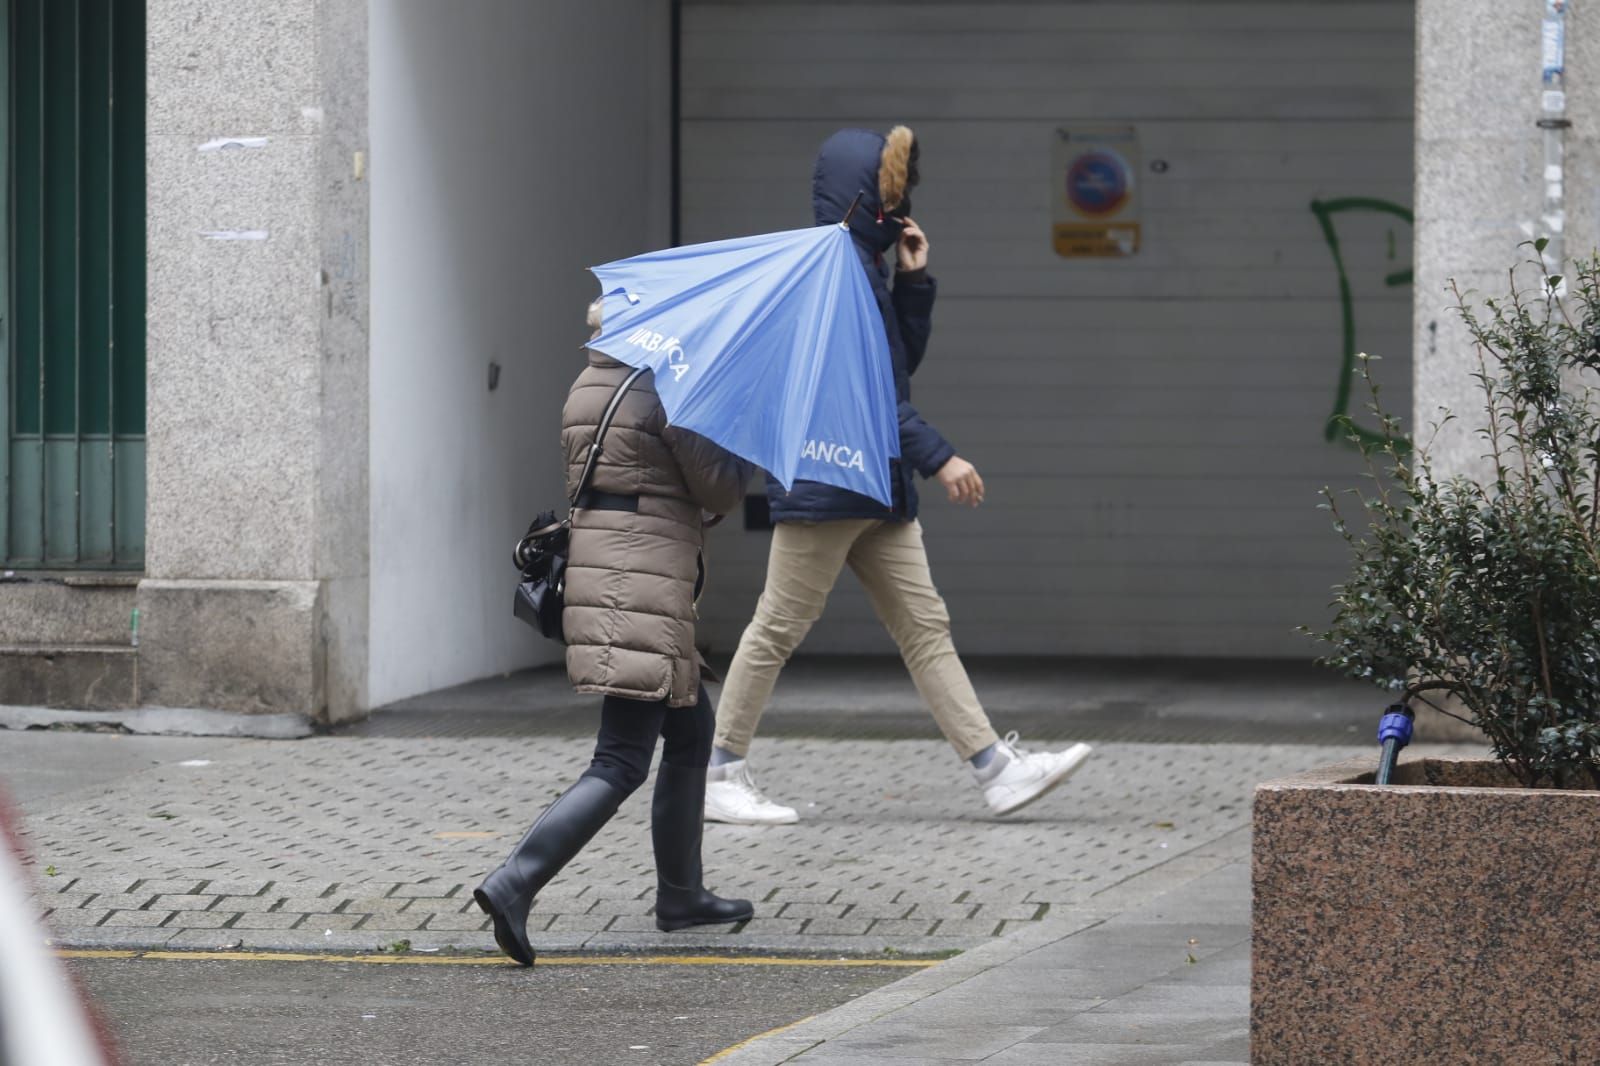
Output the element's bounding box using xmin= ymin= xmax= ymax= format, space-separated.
xmin=1314 ymin=247 xmax=1600 ymax=789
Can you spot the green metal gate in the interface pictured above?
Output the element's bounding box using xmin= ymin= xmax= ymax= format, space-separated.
xmin=3 ymin=0 xmax=145 ymax=569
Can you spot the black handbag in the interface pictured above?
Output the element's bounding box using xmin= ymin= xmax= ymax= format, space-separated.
xmin=513 ymin=367 xmax=647 ymax=641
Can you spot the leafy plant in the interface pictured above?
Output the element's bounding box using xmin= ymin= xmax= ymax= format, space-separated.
xmin=1312 ymin=244 xmax=1600 ymax=789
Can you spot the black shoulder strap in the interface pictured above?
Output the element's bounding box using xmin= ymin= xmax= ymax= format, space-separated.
xmin=570 ymin=366 xmax=649 ymax=508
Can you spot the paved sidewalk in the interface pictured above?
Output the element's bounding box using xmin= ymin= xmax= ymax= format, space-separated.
xmin=13 ymin=730 xmax=1365 ymax=956
xmin=716 ymin=831 xmax=1256 ymax=1064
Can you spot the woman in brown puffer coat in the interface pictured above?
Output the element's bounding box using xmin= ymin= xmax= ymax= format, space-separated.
xmin=473 ymin=299 xmax=756 ymax=968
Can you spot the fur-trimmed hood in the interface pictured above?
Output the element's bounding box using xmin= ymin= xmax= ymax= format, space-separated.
xmin=812 ymin=126 xmax=918 ymax=254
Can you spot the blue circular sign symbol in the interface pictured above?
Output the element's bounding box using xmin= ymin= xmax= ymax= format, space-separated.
xmin=1067 ymin=151 xmax=1131 ymax=217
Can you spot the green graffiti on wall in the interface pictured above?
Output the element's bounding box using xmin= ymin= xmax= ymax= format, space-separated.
xmin=1311 ymin=197 xmax=1413 ymax=451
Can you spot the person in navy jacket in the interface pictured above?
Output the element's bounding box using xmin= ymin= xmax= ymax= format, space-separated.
xmin=705 ymin=126 xmax=1093 ymax=823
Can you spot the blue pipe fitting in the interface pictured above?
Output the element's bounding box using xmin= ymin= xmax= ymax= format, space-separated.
xmin=1377 ymin=703 xmax=1414 ymax=747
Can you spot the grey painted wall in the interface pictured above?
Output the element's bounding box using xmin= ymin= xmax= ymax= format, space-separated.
xmin=681 ymin=0 xmax=1415 ymax=660
xmin=367 ymin=0 xmax=672 ymax=706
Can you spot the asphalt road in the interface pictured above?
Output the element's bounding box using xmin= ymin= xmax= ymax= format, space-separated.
xmin=67 ymin=953 xmax=915 ymax=1066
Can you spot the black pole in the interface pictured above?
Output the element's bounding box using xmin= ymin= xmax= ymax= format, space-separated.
xmin=840 ymin=191 xmax=865 ymax=227
xmin=669 ymin=0 xmax=683 ymax=247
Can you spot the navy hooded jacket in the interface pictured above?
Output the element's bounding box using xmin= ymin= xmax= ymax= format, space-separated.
xmin=764 ymin=129 xmax=956 ymax=524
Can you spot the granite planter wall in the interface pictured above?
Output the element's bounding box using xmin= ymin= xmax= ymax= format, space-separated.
xmin=1253 ymin=755 xmax=1600 ymax=1065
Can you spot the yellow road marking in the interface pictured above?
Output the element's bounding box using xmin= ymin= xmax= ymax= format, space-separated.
xmin=699 ymin=1014 xmax=818 ymax=1064
xmin=57 ymin=949 xmax=935 ymax=969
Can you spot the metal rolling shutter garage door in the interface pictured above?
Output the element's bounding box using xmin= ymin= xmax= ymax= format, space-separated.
xmin=681 ymin=0 xmax=1414 ymax=658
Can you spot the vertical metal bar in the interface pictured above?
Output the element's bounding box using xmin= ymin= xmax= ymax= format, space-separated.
xmin=72 ymin=0 xmax=82 ymax=564
xmin=106 ymin=0 xmax=114 ymax=564
xmin=1 ymin=0 xmax=11 ymax=565
xmin=34 ymin=0 xmax=43 ymax=562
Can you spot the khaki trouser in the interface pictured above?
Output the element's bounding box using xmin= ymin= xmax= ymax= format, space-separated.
xmin=714 ymin=519 xmax=1000 ymax=761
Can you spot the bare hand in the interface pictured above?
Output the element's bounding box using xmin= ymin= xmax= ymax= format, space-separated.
xmin=897 ymin=216 xmax=930 ymax=272
xmin=935 ymin=456 xmax=984 ymax=507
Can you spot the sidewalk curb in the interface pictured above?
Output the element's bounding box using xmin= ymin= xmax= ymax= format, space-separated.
xmin=0 ymin=705 xmax=314 ymax=739
xmin=704 ymin=834 xmax=1246 ymax=1065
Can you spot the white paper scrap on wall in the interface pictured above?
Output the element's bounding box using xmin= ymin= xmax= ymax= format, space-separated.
xmin=198 ymin=137 xmax=269 ymax=152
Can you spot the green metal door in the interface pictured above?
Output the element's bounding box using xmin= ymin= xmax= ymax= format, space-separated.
xmin=3 ymin=0 xmax=145 ymax=569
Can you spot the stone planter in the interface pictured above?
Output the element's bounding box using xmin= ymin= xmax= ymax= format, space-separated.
xmin=1252 ymin=755 xmax=1600 ymax=1065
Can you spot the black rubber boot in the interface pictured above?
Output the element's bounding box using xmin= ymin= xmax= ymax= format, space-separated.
xmin=474 ymin=776 xmax=624 ymax=966
xmin=652 ymin=763 xmax=754 ymax=932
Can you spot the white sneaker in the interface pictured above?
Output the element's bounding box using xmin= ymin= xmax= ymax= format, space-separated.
xmin=974 ymin=733 xmax=1093 ymax=816
xmin=704 ymin=759 xmax=800 ymax=825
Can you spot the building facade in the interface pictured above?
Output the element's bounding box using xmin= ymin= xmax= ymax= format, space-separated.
xmin=0 ymin=0 xmax=1559 ymax=722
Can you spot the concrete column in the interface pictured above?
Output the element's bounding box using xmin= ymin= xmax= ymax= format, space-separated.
xmin=1413 ymin=0 xmax=1600 ymax=741
xmin=1415 ymin=0 xmax=1600 ymax=477
xmin=140 ymin=1 xmax=369 ymax=721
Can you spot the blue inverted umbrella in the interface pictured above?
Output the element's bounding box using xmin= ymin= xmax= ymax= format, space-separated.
xmin=586 ymin=219 xmax=901 ymax=507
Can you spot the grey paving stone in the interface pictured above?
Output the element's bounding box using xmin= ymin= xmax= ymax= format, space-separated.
xmin=137 ymin=879 xmax=204 ymax=895
xmin=843 ymin=902 xmax=915 ymax=921
xmin=94 ymin=892 xmax=159 ymax=912
xmin=400 ymin=896 xmax=467 ymax=914
xmin=390 ymin=883 xmax=461 ymax=898
xmin=152 ymin=894 xmax=219 ymax=912
xmin=229 ymin=913 xmax=303 ymax=930
xmin=60 ymin=878 xmax=137 ymax=895
xmin=327 ymin=899 xmax=403 ymax=918
xmin=930 ymin=918 xmax=1004 ymax=938
xmin=583 ymin=882 xmax=651 ymax=901
xmin=101 ymin=910 xmax=175 ymax=928
xmin=356 ymin=915 xmax=427 ymax=933
xmin=768 ymin=886 xmax=841 ymax=904
xmin=909 ymin=902 xmax=979 ymax=921
xmin=423 ymin=912 xmax=489 ymax=932
xmin=172 ymin=911 xmax=237 ymax=929
xmin=738 ymin=918 xmax=806 ymax=937
xmin=46 ymin=926 xmax=176 ymax=948
xmin=801 ymin=918 xmax=874 ymax=936
xmin=295 ymin=914 xmax=365 ymax=931
xmin=778 ymin=902 xmax=850 ymax=920
xmin=273 ymin=897 xmax=337 ymax=912
xmin=48 ymin=908 xmax=111 ymax=929
xmin=585 ymin=898 xmax=651 ymax=918
xmin=973 ymin=902 xmax=1047 ymax=922
xmin=200 ymin=879 xmax=271 ymax=897
xmin=543 ymin=913 xmax=615 ymax=934
xmin=867 ymin=919 xmax=936 ymax=938
xmin=165 ymin=929 xmax=248 ymax=950
xmin=275 ymin=880 xmax=339 ymax=896
xmin=216 ymin=894 xmax=282 ymax=913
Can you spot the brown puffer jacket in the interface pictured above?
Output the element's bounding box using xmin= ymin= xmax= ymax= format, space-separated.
xmin=561 ymin=350 xmax=752 ymax=707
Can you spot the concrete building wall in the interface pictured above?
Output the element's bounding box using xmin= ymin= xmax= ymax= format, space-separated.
xmin=682 ymin=0 xmax=1415 ymax=660
xmin=1414 ymin=0 xmax=1600 ymax=478
xmin=366 ymin=0 xmax=672 ymax=707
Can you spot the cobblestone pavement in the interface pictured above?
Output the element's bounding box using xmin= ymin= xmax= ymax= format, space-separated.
xmin=14 ymin=732 xmax=1368 ymax=955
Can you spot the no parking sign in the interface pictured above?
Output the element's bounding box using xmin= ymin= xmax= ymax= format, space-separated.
xmin=1052 ymin=127 xmax=1141 ymax=257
